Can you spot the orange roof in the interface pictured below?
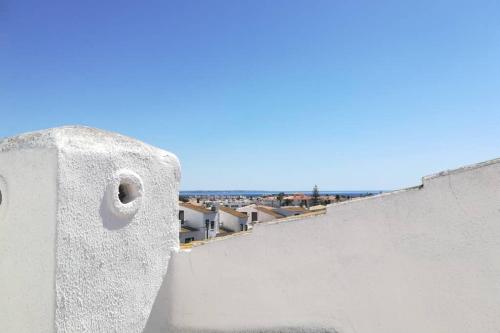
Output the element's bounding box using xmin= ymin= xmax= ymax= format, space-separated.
xmin=283 ymin=194 xmax=311 ymax=200
xmin=219 ymin=206 xmax=248 ymax=219
xmin=179 ymin=202 xmax=214 ymax=214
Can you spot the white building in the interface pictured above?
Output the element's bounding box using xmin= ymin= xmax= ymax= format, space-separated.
xmin=179 ymin=225 xmax=201 ymax=244
xmin=218 ymin=206 xmax=249 ymax=233
xmin=257 ymin=196 xmax=281 ymax=208
xmin=274 ymin=206 xmax=308 ymax=217
xmin=179 ymin=202 xmax=217 ymax=243
xmin=205 ymin=197 xmax=256 ymax=210
xmin=237 ymin=204 xmax=285 ymax=224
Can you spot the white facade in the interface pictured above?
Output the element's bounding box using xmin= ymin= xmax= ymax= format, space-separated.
xmin=237 ymin=204 xmax=284 ymax=224
xmin=218 ymin=206 xmax=248 ymax=232
xmin=257 ymin=197 xmax=281 ymax=208
xmin=179 ymin=203 xmax=217 ymax=241
xmin=147 ymin=157 xmax=500 ymax=333
xmin=0 ymin=126 xmax=181 ymax=333
xmin=179 ymin=227 xmax=201 ymax=244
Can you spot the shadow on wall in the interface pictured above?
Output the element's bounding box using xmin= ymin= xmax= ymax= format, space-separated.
xmin=143 ymin=254 xmax=339 ymax=333
xmin=100 ymin=169 xmax=144 ymax=230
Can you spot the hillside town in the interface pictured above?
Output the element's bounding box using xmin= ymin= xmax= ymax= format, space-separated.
xmin=178 ymin=190 xmax=375 ymax=245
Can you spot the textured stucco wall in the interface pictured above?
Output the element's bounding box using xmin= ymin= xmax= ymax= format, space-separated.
xmin=0 ymin=126 xmax=181 ymax=333
xmin=0 ymin=148 xmax=58 ymax=333
xmin=147 ymin=158 xmax=500 ymax=333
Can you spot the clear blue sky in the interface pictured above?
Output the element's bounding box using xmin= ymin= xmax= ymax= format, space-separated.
xmin=1 ymin=1 xmax=500 ymax=191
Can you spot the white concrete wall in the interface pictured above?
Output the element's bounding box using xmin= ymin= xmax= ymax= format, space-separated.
xmin=0 ymin=148 xmax=58 ymax=333
xmin=147 ymin=158 xmax=500 ymax=333
xmin=0 ymin=126 xmax=180 ymax=333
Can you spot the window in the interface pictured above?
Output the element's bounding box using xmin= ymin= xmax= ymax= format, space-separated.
xmin=210 ymin=221 xmax=215 ymax=229
xmin=179 ymin=210 xmax=184 ymax=223
xmin=251 ymin=212 xmax=258 ymax=222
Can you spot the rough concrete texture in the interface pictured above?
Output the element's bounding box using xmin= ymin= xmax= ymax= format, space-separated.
xmin=0 ymin=147 xmax=58 ymax=333
xmin=0 ymin=126 xmax=180 ymax=333
xmin=147 ymin=158 xmax=500 ymax=333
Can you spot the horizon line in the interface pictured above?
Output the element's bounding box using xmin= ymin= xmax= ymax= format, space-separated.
xmin=180 ymin=189 xmax=386 ymax=192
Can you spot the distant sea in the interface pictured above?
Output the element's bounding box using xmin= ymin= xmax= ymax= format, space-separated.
xmin=180 ymin=190 xmax=384 ymax=197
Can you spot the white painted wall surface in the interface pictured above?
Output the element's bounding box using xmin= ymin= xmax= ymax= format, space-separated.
xmin=0 ymin=126 xmax=181 ymax=333
xmin=179 ymin=230 xmax=200 ymax=243
xmin=180 ymin=207 xmax=217 ymax=239
xmin=0 ymin=148 xmax=57 ymax=333
xmin=147 ymin=158 xmax=500 ymax=333
xmin=218 ymin=209 xmax=246 ymax=232
xmin=237 ymin=205 xmax=277 ymax=224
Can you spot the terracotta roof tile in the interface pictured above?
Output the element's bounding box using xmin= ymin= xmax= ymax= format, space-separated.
xmin=180 ymin=202 xmax=214 ymax=214
xmin=255 ymin=206 xmax=285 ymax=219
xmin=219 ymin=205 xmax=248 ymax=218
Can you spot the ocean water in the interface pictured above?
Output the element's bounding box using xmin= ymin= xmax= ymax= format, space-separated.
xmin=180 ymin=190 xmax=383 ymax=197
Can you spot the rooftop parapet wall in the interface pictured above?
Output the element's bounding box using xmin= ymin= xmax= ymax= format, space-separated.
xmin=0 ymin=126 xmax=181 ymax=333
xmin=147 ymin=158 xmax=500 ymax=333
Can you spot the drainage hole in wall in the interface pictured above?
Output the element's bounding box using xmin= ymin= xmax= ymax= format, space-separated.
xmin=118 ymin=182 xmax=138 ymax=204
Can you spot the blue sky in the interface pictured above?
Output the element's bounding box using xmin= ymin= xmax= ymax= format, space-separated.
xmin=1 ymin=0 xmax=500 ymax=190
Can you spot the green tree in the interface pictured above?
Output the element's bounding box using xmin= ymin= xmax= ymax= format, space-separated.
xmin=311 ymin=185 xmax=320 ymax=206
xmin=277 ymin=192 xmax=285 ymax=206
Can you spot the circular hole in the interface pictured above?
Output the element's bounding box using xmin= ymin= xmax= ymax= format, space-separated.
xmin=118 ymin=182 xmax=138 ymax=204
xmin=106 ymin=170 xmax=144 ymax=220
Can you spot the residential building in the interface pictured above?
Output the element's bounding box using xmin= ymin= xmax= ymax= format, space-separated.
xmin=179 ymin=202 xmax=217 ymax=243
xmin=179 ymin=225 xmax=199 ymax=244
xmin=283 ymin=193 xmax=311 ymax=207
xmin=257 ymin=196 xmax=281 ymax=208
xmin=217 ymin=205 xmax=249 ymax=236
xmin=275 ymin=206 xmax=308 ymax=217
xmin=237 ymin=204 xmax=285 ymax=224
